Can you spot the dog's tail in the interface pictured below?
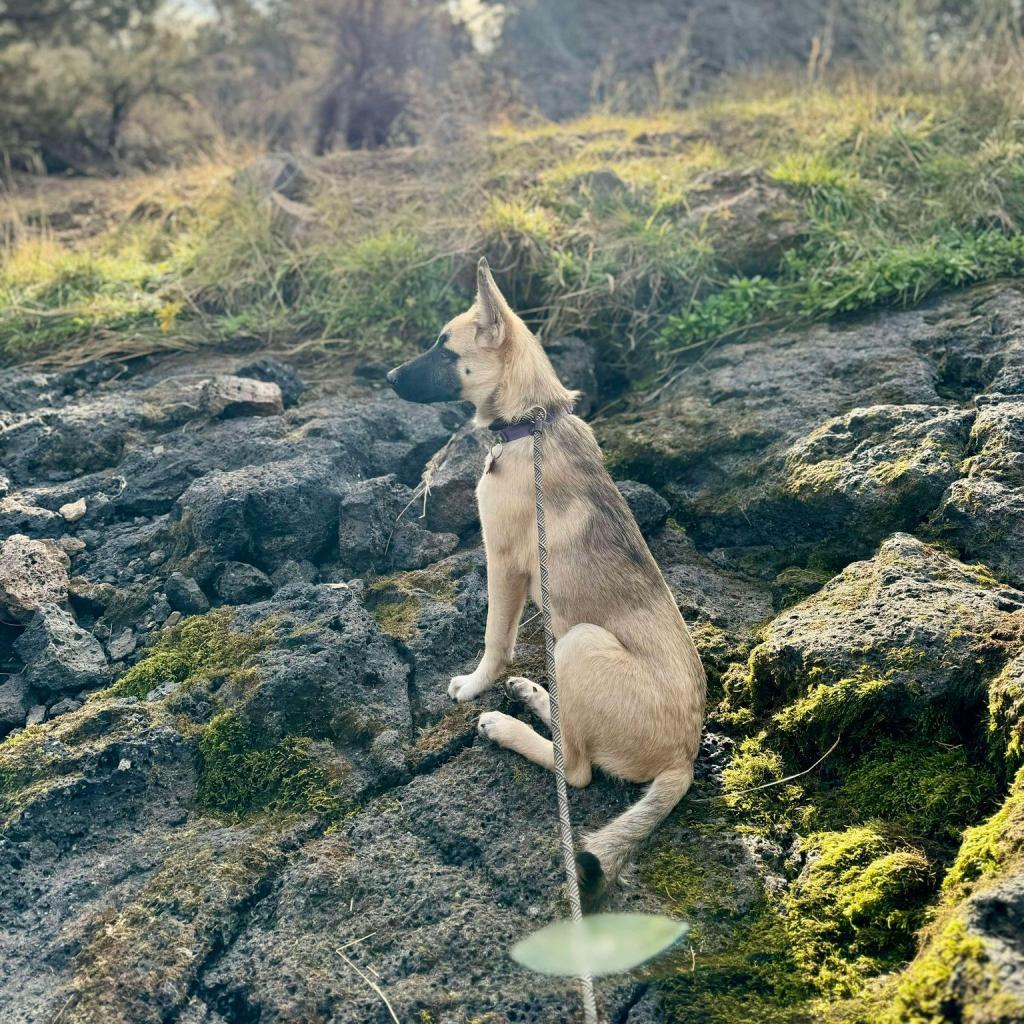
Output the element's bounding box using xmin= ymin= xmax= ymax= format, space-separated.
xmin=576 ymin=764 xmax=693 ymax=911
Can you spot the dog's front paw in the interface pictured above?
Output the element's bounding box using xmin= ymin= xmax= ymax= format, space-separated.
xmin=477 ymin=710 xmax=519 ymax=746
xmin=448 ymin=671 xmax=492 ymax=703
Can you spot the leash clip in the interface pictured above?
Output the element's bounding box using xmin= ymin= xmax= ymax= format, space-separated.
xmin=529 ymin=406 xmax=548 ymax=435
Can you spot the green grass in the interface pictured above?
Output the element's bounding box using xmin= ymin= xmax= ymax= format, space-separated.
xmin=7 ymin=63 xmax=1024 ymax=385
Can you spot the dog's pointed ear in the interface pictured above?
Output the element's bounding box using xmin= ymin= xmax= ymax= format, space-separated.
xmin=475 ymin=256 xmax=508 ymax=349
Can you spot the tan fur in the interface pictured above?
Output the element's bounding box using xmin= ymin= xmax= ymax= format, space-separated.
xmin=440 ymin=259 xmax=706 ymax=885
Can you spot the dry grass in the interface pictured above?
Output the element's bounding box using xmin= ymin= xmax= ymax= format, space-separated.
xmin=5 ymin=59 xmax=1024 ymax=392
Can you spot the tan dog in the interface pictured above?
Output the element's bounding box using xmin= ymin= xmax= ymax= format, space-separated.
xmin=387 ymin=258 xmax=706 ymax=900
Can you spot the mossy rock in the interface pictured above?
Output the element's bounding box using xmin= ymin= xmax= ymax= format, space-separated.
xmin=934 ymin=401 xmax=1024 ymax=590
xmin=368 ymin=563 xmax=458 ymax=641
xmin=63 ymin=823 xmax=289 ymax=1024
xmin=98 ymin=608 xmax=273 ymax=702
xmin=840 ymin=769 xmax=1024 ymax=1023
xmin=782 ymin=825 xmax=934 ymax=999
xmin=742 ymin=534 xmax=1024 ymax=743
xmin=988 ymin=652 xmax=1024 ymax=779
xmin=196 ymin=710 xmax=352 ymax=820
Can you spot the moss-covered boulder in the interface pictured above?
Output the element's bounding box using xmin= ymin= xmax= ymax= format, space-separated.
xmin=852 ymin=769 xmax=1024 ymax=1024
xmin=989 ymin=652 xmax=1024 ymax=777
xmin=782 ymin=825 xmax=933 ymax=998
xmin=599 ymin=287 xmax=1024 ymax=573
xmin=745 ymin=534 xmax=1024 ymax=737
xmin=936 ymin=401 xmax=1024 ymax=589
xmin=781 ymin=404 xmax=972 ymax=542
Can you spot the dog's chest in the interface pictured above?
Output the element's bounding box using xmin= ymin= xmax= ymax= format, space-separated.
xmin=476 ymin=447 xmax=535 ymax=556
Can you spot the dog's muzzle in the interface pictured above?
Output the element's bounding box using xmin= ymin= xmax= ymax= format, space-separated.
xmin=387 ymin=345 xmax=460 ymax=404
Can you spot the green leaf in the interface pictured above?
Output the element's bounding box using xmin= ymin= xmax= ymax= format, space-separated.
xmin=511 ymin=913 xmax=688 ymax=978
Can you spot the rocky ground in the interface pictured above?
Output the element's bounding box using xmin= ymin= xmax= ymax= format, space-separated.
xmin=1 ymin=284 xmax=1023 ymax=1022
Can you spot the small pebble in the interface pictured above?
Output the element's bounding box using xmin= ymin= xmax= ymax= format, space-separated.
xmin=58 ymin=498 xmax=87 ymax=522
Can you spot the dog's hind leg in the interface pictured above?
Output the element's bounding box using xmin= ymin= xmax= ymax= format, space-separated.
xmin=507 ymin=676 xmax=550 ymax=725
xmin=477 ymin=711 xmax=592 ymax=787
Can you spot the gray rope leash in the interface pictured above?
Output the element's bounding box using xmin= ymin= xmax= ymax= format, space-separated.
xmin=531 ymin=407 xmax=600 ymax=1024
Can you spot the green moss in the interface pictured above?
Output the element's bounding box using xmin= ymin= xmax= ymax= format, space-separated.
xmin=196 ymin=710 xmax=351 ymax=820
xmin=722 ymin=734 xmax=808 ymax=833
xmin=837 ymin=770 xmax=1024 ymax=1023
xmin=98 ymin=609 xmax=272 ymax=701
xmin=640 ymin=840 xmax=740 ymax=926
xmin=785 ymin=458 xmax=846 ymax=494
xmin=0 ymin=726 xmax=50 ymax=795
xmin=372 ymin=597 xmax=420 ymax=640
xmin=642 ymin=836 xmax=813 ymax=1023
xmin=941 ymin=765 xmax=1024 ymax=903
xmin=782 ymin=825 xmax=934 ymax=998
xmin=988 ymin=656 xmax=1024 ymax=775
xmin=653 ymin=901 xmax=815 ymax=1024
xmin=368 ymin=564 xmax=456 ymax=641
xmin=878 ymin=916 xmax=1024 ymax=1024
xmin=815 ymin=740 xmax=998 ymax=844
xmin=771 ymin=674 xmax=902 ymax=752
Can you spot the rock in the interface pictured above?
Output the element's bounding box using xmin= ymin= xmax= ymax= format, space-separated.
xmin=164 ymin=573 xmax=210 ymax=616
xmin=598 ymin=288 xmax=1024 ymax=567
xmin=682 ymin=165 xmax=809 ymax=276
xmin=107 ymin=629 xmax=136 ymax=661
xmin=421 ymin=422 xmax=489 ymax=534
xmin=164 ymin=611 xmax=182 ymax=629
xmin=0 ymin=496 xmax=62 ymax=537
xmin=935 ymin=400 xmax=1024 ymax=587
xmin=25 ymin=705 xmax=45 ymax=726
xmin=151 ymin=597 xmax=172 ymax=624
xmin=369 ymin=549 xmax=490 ymax=721
xmin=268 ymin=191 xmax=319 ymax=245
xmin=616 ymin=480 xmax=670 ymax=536
xmin=201 ymin=741 xmax=637 ymax=1023
xmin=369 ymin=728 xmax=407 ymax=781
xmin=47 ymin=697 xmax=82 ymax=718
xmin=649 ymin=525 xmax=774 ymax=638
xmin=14 ymin=605 xmax=110 ymax=694
xmin=0 ymin=534 xmax=70 ymax=619
xmin=963 ymin=873 xmax=1024 ymax=1003
xmin=746 ymin=534 xmax=1024 ymax=741
xmin=989 ymin=652 xmax=1024 ymax=771
xmin=214 ymin=562 xmax=273 ymax=605
xmin=66 ymin=577 xmax=116 ymax=618
xmin=339 ymin=475 xmax=459 ymax=573
xmin=547 ymin=335 xmax=599 ymax=418
xmin=269 ymin=559 xmax=317 ymax=590
xmin=178 ymin=455 xmax=348 ymax=568
xmin=234 ymin=357 xmax=305 ymax=408
xmin=200 ymin=376 xmax=283 ymax=419
xmin=0 ymin=471 xmax=9 ymax=496
xmin=233 ymin=153 xmax=310 ymax=201
xmin=0 ymin=677 xmax=30 ymax=729
xmin=59 ymin=498 xmax=87 ymax=522
xmin=57 ymin=537 xmax=86 ymax=556
xmin=780 ymin=403 xmax=973 ymax=543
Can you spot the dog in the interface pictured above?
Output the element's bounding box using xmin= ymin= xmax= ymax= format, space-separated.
xmin=387 ymin=257 xmax=706 ymax=901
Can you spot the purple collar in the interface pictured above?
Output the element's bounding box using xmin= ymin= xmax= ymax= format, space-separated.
xmin=490 ymin=408 xmax=570 ymax=444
